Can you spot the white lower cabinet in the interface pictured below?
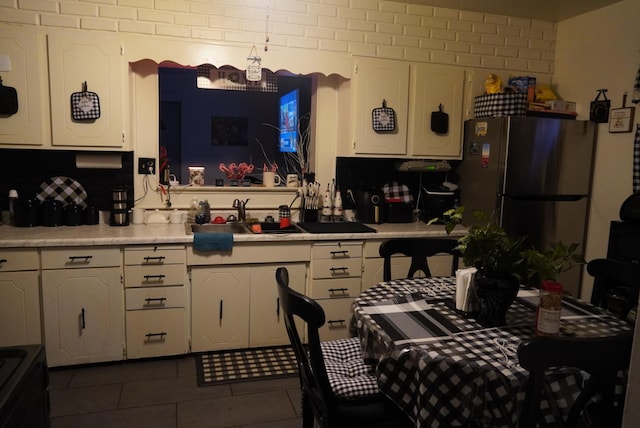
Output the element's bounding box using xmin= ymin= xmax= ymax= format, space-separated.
xmin=123 ymin=245 xmax=188 ymax=359
xmin=41 ymin=246 xmax=124 ymax=367
xmin=191 ymin=266 xmax=250 ymax=352
xmin=0 ymin=249 xmax=42 ymax=347
xmin=309 ymin=241 xmax=363 ymax=341
xmin=249 ymin=263 xmax=306 ymax=347
xmin=41 ymin=267 xmax=124 ymax=367
xmin=191 ymin=262 xmax=307 ymax=352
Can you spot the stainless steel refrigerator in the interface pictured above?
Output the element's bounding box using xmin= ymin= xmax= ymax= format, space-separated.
xmin=457 ymin=117 xmax=597 ymax=296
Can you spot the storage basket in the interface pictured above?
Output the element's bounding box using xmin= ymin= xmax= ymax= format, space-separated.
xmin=474 ymin=93 xmax=527 ymax=119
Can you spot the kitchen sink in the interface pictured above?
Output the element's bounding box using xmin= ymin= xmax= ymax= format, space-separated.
xmin=187 ymin=223 xmax=251 ymax=235
xmin=250 ymin=222 xmax=303 ymax=234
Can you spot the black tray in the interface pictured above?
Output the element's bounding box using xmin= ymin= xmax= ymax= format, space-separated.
xmin=297 ymin=222 xmax=377 ymax=234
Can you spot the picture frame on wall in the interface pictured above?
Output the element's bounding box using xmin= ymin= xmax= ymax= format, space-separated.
xmin=609 ymin=106 xmax=635 ymax=133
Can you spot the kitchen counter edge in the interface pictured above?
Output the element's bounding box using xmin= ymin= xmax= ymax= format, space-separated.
xmin=0 ymin=222 xmax=466 ymax=248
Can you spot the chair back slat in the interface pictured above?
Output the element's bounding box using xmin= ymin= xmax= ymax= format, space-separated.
xmin=379 ymin=238 xmax=460 ymax=281
xmin=517 ymin=333 xmax=633 ymax=428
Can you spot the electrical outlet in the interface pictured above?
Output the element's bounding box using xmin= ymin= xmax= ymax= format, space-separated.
xmin=138 ymin=158 xmax=156 ymax=174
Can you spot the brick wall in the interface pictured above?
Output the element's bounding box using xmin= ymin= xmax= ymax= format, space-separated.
xmin=0 ymin=0 xmax=556 ymax=74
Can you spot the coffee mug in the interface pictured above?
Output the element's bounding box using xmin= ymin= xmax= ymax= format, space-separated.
xmin=131 ymin=208 xmax=145 ymax=224
xmin=286 ymin=174 xmax=299 ymax=187
xmin=263 ymin=171 xmax=281 ymax=187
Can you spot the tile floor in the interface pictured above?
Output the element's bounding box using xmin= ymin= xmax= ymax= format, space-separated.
xmin=48 ymin=354 xmax=303 ymax=428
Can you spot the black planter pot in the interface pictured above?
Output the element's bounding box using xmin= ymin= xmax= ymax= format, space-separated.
xmin=473 ymin=272 xmax=520 ymax=327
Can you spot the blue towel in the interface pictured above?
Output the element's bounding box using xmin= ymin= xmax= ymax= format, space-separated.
xmin=193 ymin=233 xmax=233 ymax=251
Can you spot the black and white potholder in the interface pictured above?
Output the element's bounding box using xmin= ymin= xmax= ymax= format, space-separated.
xmin=372 ymin=99 xmax=396 ymax=132
xmin=71 ymin=81 xmax=101 ymax=120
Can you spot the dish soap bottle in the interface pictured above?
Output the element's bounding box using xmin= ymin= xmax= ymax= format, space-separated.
xmin=187 ymin=197 xmax=198 ymax=223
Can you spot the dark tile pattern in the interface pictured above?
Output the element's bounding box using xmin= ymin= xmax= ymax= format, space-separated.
xmin=48 ymin=355 xmax=303 ymax=428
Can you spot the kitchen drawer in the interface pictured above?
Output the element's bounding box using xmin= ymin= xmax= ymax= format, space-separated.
xmin=315 ymin=298 xmax=353 ymax=341
xmin=311 ymin=241 xmax=363 ymax=260
xmin=125 ymin=308 xmax=187 ymax=359
xmin=311 ymin=258 xmax=362 ymax=279
xmin=309 ymin=277 xmax=361 ymax=299
xmin=125 ymin=286 xmax=186 ymax=310
xmin=124 ymin=264 xmax=186 ymax=288
xmin=124 ymin=245 xmax=185 ymax=265
xmin=0 ymin=249 xmax=39 ymax=271
xmin=41 ymin=247 xmax=121 ymax=269
xmin=187 ymin=242 xmax=311 ymax=265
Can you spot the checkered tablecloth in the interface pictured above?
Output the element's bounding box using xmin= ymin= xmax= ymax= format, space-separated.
xmin=353 ymin=277 xmax=633 ymax=428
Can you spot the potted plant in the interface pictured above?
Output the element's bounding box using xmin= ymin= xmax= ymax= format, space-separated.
xmin=520 ymin=242 xmax=586 ymax=287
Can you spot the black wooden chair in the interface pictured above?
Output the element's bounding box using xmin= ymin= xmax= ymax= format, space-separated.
xmin=517 ymin=333 xmax=634 ymax=428
xmin=586 ymin=258 xmax=640 ymax=320
xmin=275 ymin=267 xmax=412 ymax=428
xmin=379 ymin=238 xmax=461 ymax=281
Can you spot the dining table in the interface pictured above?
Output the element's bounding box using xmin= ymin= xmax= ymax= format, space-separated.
xmin=352 ymin=276 xmax=634 ymax=428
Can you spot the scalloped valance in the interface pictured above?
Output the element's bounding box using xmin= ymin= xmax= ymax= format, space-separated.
xmin=125 ymin=35 xmax=351 ymax=79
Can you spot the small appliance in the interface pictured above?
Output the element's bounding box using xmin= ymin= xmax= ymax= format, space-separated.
xmin=110 ymin=188 xmax=129 ymax=226
xmin=356 ymin=187 xmax=384 ymax=224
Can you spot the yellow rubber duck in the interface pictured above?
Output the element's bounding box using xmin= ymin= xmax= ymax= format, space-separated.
xmin=485 ymin=74 xmax=502 ymax=94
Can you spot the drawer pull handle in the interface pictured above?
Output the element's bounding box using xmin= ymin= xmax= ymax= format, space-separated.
xmin=143 ymin=274 xmax=166 ymax=282
xmin=328 ymin=287 xmax=349 ymax=295
xmin=330 ymin=250 xmax=349 ymax=257
xmin=80 ymin=308 xmax=86 ymax=330
xmin=68 ymin=255 xmax=93 ymax=262
xmin=330 ymin=267 xmax=348 ymax=274
xmin=276 ymin=297 xmax=280 ymax=318
xmin=0 ymin=259 xmax=7 ymax=264
xmin=327 ymin=319 xmax=346 ymax=327
xmin=143 ymin=256 xmax=166 ymax=264
xmin=144 ymin=297 xmax=167 ymax=305
xmin=219 ymin=300 xmax=223 ymax=323
xmin=145 ymin=332 xmax=167 ymax=341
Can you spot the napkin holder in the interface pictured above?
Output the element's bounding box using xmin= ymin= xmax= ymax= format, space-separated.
xmin=455 ymin=267 xmax=479 ymax=313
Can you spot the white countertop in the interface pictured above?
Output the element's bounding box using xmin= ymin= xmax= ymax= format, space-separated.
xmin=0 ymin=221 xmax=466 ymax=248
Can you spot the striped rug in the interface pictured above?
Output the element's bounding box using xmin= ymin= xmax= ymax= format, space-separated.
xmin=196 ymin=345 xmax=298 ymax=386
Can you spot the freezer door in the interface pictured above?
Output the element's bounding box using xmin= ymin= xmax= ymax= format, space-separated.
xmin=504 ymin=117 xmax=596 ymax=196
xmin=458 ymin=118 xmax=508 ymax=225
xmin=501 ymin=196 xmax=588 ymax=296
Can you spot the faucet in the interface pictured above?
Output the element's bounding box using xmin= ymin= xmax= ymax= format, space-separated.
xmin=232 ymin=198 xmax=250 ymax=222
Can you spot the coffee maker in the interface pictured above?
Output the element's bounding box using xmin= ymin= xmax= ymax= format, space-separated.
xmin=110 ymin=188 xmax=129 ymax=226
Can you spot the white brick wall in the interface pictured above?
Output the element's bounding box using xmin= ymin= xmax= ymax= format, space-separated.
xmin=0 ymin=0 xmax=556 ymax=73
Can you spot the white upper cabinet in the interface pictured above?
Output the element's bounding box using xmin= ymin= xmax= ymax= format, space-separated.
xmin=47 ymin=31 xmax=125 ymax=149
xmin=0 ymin=27 xmax=49 ymax=146
xmin=352 ymin=58 xmax=409 ymax=155
xmin=408 ymin=63 xmax=465 ymax=159
xmin=350 ymin=57 xmax=465 ymax=159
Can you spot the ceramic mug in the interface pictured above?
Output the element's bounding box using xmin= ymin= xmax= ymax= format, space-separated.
xmin=131 ymin=208 xmax=145 ymax=224
xmin=263 ymin=171 xmax=281 ymax=187
xmin=169 ymin=210 xmax=183 ymax=224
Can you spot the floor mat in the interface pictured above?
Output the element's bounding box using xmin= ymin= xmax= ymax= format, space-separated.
xmin=195 ymin=345 xmax=298 ymax=386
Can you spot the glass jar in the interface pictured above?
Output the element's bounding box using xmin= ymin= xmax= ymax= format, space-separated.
xmin=536 ymin=280 xmax=563 ymax=336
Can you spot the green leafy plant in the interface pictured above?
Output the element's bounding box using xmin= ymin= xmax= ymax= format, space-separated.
xmin=427 ymin=205 xmax=465 ymax=235
xmin=454 ymin=210 xmax=526 ymax=276
xmin=521 ymin=242 xmax=585 ymax=283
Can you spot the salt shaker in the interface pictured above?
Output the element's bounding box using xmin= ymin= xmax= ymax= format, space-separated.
xmin=536 ymin=280 xmax=562 ymax=336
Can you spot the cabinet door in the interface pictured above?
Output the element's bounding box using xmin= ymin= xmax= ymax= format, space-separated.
xmin=408 ymin=64 xmax=464 ymax=159
xmin=0 ymin=27 xmax=49 ymax=146
xmin=47 ymin=31 xmax=124 ymax=148
xmin=42 ymin=268 xmax=124 ymax=367
xmin=353 ymin=58 xmax=409 ymax=155
xmin=249 ymin=263 xmax=306 ymax=347
xmin=0 ymin=271 xmax=41 ymax=347
xmin=191 ymin=267 xmax=250 ymax=352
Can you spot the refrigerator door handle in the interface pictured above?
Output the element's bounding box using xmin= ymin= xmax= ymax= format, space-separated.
xmin=502 ymin=194 xmax=586 ymax=202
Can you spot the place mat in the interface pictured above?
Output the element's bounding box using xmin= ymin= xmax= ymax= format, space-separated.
xmin=297 ymin=222 xmax=376 ymax=234
xmin=195 ymin=346 xmax=298 ymax=386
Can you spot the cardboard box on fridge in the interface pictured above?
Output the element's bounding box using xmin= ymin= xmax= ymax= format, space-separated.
xmin=544 ymin=100 xmax=576 ymax=112
xmin=508 ymin=76 xmax=536 ymax=103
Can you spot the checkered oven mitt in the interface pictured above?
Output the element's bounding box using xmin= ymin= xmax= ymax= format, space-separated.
xmin=372 ymin=99 xmax=396 ymax=132
xmin=71 ymin=81 xmax=101 ymax=120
